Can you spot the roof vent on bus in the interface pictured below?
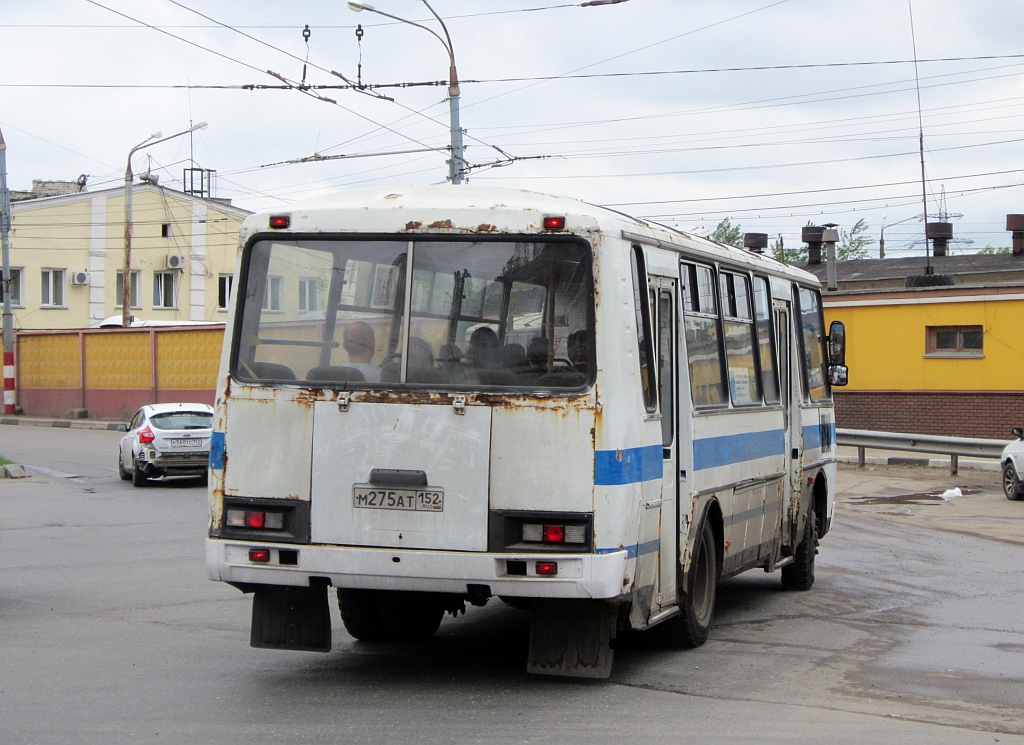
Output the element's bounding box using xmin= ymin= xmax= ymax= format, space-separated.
xmin=743 ymin=233 xmax=768 ymax=254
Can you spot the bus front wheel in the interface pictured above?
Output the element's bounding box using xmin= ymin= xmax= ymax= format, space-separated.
xmin=661 ymin=518 xmax=718 ymax=648
xmin=782 ymin=504 xmax=816 ymax=591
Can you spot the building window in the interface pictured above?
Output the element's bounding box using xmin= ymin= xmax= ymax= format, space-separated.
xmin=4 ymin=268 xmax=23 ymax=307
xmin=41 ymin=269 xmax=65 ymax=307
xmin=262 ymin=275 xmax=282 ymax=312
xmin=926 ymin=326 xmax=984 ymax=357
xmin=298 ymin=277 xmax=319 ymax=312
xmin=161 ymin=223 xmax=171 ymax=238
xmin=218 ymin=274 xmax=234 ymax=311
xmin=116 ymin=270 xmax=141 ymax=308
xmin=153 ymin=271 xmax=176 ymax=309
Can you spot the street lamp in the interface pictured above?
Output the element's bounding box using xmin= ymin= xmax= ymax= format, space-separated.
xmin=122 ymin=122 xmax=208 ymax=327
xmin=879 ymin=213 xmax=920 ymax=260
xmin=347 ymin=1 xmax=466 ymax=184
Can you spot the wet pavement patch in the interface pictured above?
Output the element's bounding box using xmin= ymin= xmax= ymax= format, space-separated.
xmin=841 ymin=488 xmax=979 ymax=507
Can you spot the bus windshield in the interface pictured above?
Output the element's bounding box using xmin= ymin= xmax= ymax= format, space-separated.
xmin=233 ymin=237 xmax=594 ymax=391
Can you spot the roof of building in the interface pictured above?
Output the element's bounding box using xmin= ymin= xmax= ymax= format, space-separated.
xmin=797 ymin=252 xmax=1024 ymax=292
xmin=9 ymin=182 xmax=251 ymax=218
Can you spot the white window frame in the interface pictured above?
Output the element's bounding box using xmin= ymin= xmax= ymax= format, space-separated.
xmin=153 ymin=271 xmax=177 ymax=309
xmin=5 ymin=267 xmax=23 ymax=308
xmin=262 ymin=275 xmax=282 ymax=312
xmin=218 ymin=274 xmax=234 ymax=312
xmin=41 ymin=268 xmax=66 ymax=308
xmin=298 ymin=276 xmax=319 ymax=312
xmin=116 ymin=270 xmax=142 ymax=309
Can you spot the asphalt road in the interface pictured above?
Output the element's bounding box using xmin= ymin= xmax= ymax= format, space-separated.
xmin=1 ymin=425 xmax=1023 ymax=744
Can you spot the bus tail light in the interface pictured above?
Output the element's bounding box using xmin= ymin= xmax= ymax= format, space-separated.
xmin=226 ymin=509 xmax=284 ymax=530
xmin=248 ymin=548 xmax=271 ymax=563
xmin=269 ymin=214 xmax=290 ymax=229
xmin=542 ymin=215 xmax=566 ymax=230
xmin=535 ymin=561 xmax=558 ymax=576
xmin=523 ymin=523 xmax=586 ymax=545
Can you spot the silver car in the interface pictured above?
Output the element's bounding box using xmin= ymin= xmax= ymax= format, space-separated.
xmin=1003 ymin=427 xmax=1024 ymax=501
xmin=117 ymin=403 xmax=214 ymax=487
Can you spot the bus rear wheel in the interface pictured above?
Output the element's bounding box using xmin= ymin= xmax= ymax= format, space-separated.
xmin=661 ymin=518 xmax=718 ymax=648
xmin=337 ymin=589 xmax=389 ymax=641
xmin=337 ymin=589 xmax=444 ymax=642
xmin=782 ymin=504 xmax=816 ymax=591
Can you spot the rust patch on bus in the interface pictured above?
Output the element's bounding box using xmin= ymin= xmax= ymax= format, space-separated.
xmin=404 ymin=221 xmax=423 ymax=231
xmin=427 ymin=219 xmax=453 ymax=230
xmin=476 ymin=223 xmax=498 ymax=233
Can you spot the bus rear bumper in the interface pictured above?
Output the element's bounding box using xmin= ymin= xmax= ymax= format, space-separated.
xmin=206 ymin=539 xmax=629 ymax=600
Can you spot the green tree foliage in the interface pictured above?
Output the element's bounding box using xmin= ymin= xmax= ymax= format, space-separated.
xmin=770 ymin=235 xmax=807 ymax=264
xmin=711 ymin=217 xmax=744 ymax=248
xmin=837 ymin=218 xmax=873 ymax=260
xmin=978 ymin=244 xmax=1011 ymax=255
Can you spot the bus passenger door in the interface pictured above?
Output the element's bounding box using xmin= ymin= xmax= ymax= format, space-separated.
xmin=649 ymin=279 xmax=678 ymax=617
xmin=775 ymin=300 xmax=800 ymax=548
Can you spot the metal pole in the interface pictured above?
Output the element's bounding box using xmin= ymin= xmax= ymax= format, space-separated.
xmin=448 ymin=72 xmax=464 ymax=184
xmin=0 ymin=128 xmax=15 ymax=413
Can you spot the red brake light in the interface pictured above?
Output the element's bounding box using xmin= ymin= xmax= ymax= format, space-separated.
xmin=543 ymin=525 xmax=566 ymax=543
xmin=138 ymin=426 xmax=154 ymax=443
xmin=249 ymin=548 xmax=270 ymax=563
xmin=542 ymin=216 xmax=565 ymax=230
xmin=269 ymin=214 xmax=290 ymax=229
xmin=535 ymin=561 xmax=558 ymax=576
xmin=245 ymin=511 xmax=266 ymax=529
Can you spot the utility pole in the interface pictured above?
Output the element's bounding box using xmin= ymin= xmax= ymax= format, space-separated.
xmin=0 ymin=127 xmax=15 ymax=414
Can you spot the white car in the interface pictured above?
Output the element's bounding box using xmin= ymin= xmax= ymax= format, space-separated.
xmin=1002 ymin=427 xmax=1024 ymax=501
xmin=117 ymin=403 xmax=214 ymax=487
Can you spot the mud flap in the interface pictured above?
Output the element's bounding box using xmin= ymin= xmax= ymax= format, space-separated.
xmin=527 ymin=600 xmax=616 ymax=679
xmin=251 ymin=585 xmax=332 ymax=653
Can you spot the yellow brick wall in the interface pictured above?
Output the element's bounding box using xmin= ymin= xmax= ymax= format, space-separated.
xmin=18 ymin=334 xmax=81 ymax=388
xmin=157 ymin=329 xmax=224 ymax=389
xmin=84 ymin=331 xmax=153 ymax=389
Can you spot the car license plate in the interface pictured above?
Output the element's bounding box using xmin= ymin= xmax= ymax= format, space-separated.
xmin=171 ymin=438 xmax=203 ymax=448
xmin=353 ymin=486 xmax=444 ymax=512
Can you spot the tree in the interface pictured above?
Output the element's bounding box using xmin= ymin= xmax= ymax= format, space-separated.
xmin=711 ymin=217 xmax=743 ymax=248
xmin=978 ymin=244 xmax=1011 ymax=255
xmin=837 ymin=218 xmax=873 ymax=260
xmin=770 ymin=234 xmax=807 ymax=264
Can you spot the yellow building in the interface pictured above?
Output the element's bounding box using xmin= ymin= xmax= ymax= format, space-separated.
xmin=7 ymin=182 xmax=249 ymax=329
xmin=805 ymin=254 xmax=1024 ymax=439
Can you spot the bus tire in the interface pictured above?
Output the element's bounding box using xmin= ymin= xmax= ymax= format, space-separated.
xmin=782 ymin=504 xmax=816 ymax=591
xmin=337 ymin=589 xmax=390 ymax=642
xmin=662 ymin=518 xmax=718 ymax=648
xmin=378 ymin=592 xmax=445 ymax=641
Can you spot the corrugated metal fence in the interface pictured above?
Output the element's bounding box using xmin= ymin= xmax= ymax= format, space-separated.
xmin=15 ymin=326 xmax=224 ymax=420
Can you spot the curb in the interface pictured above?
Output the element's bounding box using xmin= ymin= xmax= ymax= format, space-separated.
xmin=1 ymin=416 xmax=122 ymax=431
xmin=837 ymin=454 xmax=1000 ymax=472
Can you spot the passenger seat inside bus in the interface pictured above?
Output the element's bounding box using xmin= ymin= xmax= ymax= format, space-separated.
xmin=248 ymin=362 xmax=296 ymax=381
xmin=306 ymin=366 xmax=365 ymax=383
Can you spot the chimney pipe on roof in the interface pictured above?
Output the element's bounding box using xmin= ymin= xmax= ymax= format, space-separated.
xmin=926 ymin=222 xmax=953 ymax=257
xmin=743 ymin=232 xmax=768 ymax=254
xmin=802 ymin=226 xmax=824 ymax=265
xmin=1006 ymin=214 xmax=1024 ymax=256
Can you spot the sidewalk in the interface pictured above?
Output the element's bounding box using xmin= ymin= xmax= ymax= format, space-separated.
xmin=0 ymin=415 xmax=122 ymax=431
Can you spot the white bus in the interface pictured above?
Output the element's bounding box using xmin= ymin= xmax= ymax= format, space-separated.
xmin=205 ymin=185 xmax=848 ymax=678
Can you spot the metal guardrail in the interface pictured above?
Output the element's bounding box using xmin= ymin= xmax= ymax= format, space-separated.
xmin=836 ymin=428 xmax=1010 ymax=475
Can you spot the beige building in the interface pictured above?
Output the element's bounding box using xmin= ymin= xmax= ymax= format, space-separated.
xmin=6 ymin=182 xmax=250 ymax=329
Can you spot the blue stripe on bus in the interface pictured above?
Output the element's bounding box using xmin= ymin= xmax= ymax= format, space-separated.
xmin=209 ymin=432 xmax=225 ymax=470
xmin=594 ymin=444 xmax=664 ymax=485
xmin=803 ymin=422 xmax=836 ymax=450
xmin=692 ymin=429 xmax=785 ymax=471
xmin=596 ymin=539 xmax=660 ymax=559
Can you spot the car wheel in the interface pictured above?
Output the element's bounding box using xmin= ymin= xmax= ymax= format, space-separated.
xmin=1003 ymin=462 xmax=1024 ymax=501
xmin=131 ymin=458 xmax=148 ymax=487
xmin=117 ymin=451 xmax=131 ymax=481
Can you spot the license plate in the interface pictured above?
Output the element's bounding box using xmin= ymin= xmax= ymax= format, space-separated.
xmin=170 ymin=438 xmax=203 ymax=448
xmin=353 ymin=486 xmax=444 ymax=512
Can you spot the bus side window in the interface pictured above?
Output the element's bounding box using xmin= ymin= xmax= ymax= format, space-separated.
xmin=658 ymin=289 xmax=674 ymax=446
xmin=681 ymin=262 xmax=727 ymax=407
xmin=753 ymin=276 xmax=780 ymax=403
xmin=630 ymin=246 xmax=657 ymax=413
xmin=720 ymin=271 xmax=762 ymax=406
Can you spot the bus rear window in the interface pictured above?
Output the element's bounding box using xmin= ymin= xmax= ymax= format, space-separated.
xmin=233 ymin=237 xmax=594 ymax=391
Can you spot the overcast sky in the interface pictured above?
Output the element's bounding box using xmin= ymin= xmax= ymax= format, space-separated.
xmin=3 ymin=0 xmax=1023 ymax=257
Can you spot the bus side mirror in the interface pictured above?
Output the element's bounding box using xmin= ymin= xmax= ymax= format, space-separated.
xmin=827 ymin=320 xmax=846 ymax=365
xmin=828 ymin=365 xmax=848 ymax=387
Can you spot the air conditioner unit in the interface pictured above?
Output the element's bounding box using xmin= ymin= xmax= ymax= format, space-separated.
xmin=71 ymin=271 xmax=90 ymax=286
xmin=166 ymin=255 xmax=186 ymax=270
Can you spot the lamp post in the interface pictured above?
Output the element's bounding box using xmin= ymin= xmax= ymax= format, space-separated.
xmin=347 ymin=1 xmax=465 ymax=184
xmin=879 ymin=214 xmax=920 ymax=260
xmin=0 ymin=127 xmax=15 ymax=413
xmin=122 ymin=122 xmax=208 ymax=328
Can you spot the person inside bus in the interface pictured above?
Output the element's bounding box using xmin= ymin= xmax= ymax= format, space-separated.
xmin=467 ymin=326 xmax=500 ymax=368
xmin=340 ymin=321 xmax=381 ymax=383
xmin=567 ymin=329 xmax=588 ymax=374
